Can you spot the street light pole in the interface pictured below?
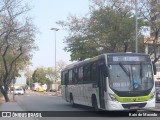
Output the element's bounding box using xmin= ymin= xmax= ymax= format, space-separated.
xmin=135 ymin=0 xmax=138 ymax=53
xmin=50 ymin=28 xmax=59 ymax=84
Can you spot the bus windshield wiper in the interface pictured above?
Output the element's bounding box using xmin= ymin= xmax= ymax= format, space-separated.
xmin=119 ymin=62 xmax=130 ymax=77
xmin=119 ymin=62 xmax=132 ymax=89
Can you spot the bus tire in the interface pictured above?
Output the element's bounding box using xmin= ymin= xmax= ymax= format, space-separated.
xmin=70 ymin=93 xmax=75 ymax=106
xmin=92 ymin=95 xmax=98 ymax=111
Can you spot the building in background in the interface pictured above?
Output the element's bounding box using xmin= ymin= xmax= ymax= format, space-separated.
xmin=142 ymin=0 xmax=160 ymax=80
xmin=144 ymin=0 xmax=160 ymax=53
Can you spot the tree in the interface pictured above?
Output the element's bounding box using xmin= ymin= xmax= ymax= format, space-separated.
xmin=138 ymin=0 xmax=160 ymax=63
xmin=32 ymin=67 xmax=52 ymax=90
xmin=24 ymin=68 xmax=33 ymax=89
xmin=32 ymin=68 xmax=49 ymax=84
xmin=45 ymin=67 xmax=56 ymax=83
xmin=45 ymin=60 xmax=67 ymax=83
xmin=0 ymin=0 xmax=37 ymax=102
xmin=31 ymin=61 xmax=67 ymax=90
xmin=57 ymin=0 xmax=145 ymax=61
xmin=45 ymin=60 xmax=67 ymax=90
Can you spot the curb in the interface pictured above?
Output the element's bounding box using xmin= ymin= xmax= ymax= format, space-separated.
xmin=142 ymin=108 xmax=160 ymax=112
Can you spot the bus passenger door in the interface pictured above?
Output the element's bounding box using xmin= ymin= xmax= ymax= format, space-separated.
xmin=64 ymin=71 xmax=69 ymax=102
xmin=98 ymin=63 xmax=106 ymax=109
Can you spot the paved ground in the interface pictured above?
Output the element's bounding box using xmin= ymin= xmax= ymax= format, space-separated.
xmin=0 ymin=93 xmax=39 ymax=120
xmin=0 ymin=102 xmax=38 ymax=120
xmin=0 ymin=91 xmax=159 ymax=119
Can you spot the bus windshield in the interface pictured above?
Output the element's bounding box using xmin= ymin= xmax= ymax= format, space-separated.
xmin=109 ymin=63 xmax=154 ymax=91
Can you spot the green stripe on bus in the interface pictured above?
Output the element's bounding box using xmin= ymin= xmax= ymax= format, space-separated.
xmin=114 ymin=93 xmax=152 ymax=102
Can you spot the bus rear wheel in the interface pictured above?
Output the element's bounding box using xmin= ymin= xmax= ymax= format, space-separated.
xmin=70 ymin=94 xmax=75 ymax=106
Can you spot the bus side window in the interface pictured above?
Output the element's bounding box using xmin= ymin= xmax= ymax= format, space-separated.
xmin=73 ymin=68 xmax=78 ymax=84
xmin=91 ymin=62 xmax=98 ymax=82
xmin=83 ymin=64 xmax=91 ymax=82
xmin=69 ymin=70 xmax=73 ymax=84
xmin=64 ymin=71 xmax=69 ymax=85
xmin=78 ymin=67 xmax=83 ymax=83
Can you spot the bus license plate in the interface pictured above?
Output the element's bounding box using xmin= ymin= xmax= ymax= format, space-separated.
xmin=130 ymin=106 xmax=139 ymax=109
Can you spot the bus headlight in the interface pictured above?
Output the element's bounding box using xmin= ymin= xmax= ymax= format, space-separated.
xmin=149 ymin=92 xmax=155 ymax=100
xmin=109 ymin=93 xmax=118 ymax=102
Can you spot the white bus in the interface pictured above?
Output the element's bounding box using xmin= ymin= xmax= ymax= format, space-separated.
xmin=61 ymin=53 xmax=156 ymax=111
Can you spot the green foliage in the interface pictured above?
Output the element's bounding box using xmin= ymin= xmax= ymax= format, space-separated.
xmin=26 ymin=78 xmax=33 ymax=86
xmin=58 ymin=3 xmax=145 ymax=61
xmin=45 ymin=80 xmax=52 ymax=89
xmin=0 ymin=0 xmax=37 ymax=89
xmin=30 ymin=60 xmax=66 ymax=89
xmin=32 ymin=68 xmax=50 ymax=84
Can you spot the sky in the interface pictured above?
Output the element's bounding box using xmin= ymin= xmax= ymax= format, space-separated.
xmin=28 ymin=0 xmax=90 ymax=70
xmin=27 ymin=0 xmax=151 ymax=71
xmin=16 ymin=0 xmax=90 ymax=84
xmin=16 ymin=0 xmax=152 ymax=84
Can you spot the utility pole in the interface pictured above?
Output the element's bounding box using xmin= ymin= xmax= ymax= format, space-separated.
xmin=51 ymin=27 xmax=59 ymax=93
xmin=135 ymin=0 xmax=138 ymax=53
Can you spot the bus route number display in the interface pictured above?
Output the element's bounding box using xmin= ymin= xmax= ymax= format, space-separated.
xmin=112 ymin=56 xmax=146 ymax=62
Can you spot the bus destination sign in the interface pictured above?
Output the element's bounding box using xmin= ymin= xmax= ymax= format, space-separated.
xmin=108 ymin=56 xmax=148 ymax=62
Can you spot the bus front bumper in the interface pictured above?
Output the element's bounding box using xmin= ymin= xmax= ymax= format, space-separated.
xmin=106 ymin=98 xmax=155 ymax=111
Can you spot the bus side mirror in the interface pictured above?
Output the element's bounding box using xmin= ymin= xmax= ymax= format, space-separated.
xmin=153 ymin=62 xmax=157 ymax=75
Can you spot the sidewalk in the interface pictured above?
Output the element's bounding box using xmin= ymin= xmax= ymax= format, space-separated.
xmin=0 ymin=102 xmax=38 ymax=120
xmin=144 ymin=103 xmax=160 ymax=112
xmin=0 ymin=94 xmax=37 ymax=120
xmin=0 ymin=101 xmax=24 ymax=111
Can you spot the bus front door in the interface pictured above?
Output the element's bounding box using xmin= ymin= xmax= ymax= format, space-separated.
xmin=98 ymin=65 xmax=106 ymax=109
xmin=64 ymin=72 xmax=69 ymax=102
xmin=65 ymin=85 xmax=69 ymax=102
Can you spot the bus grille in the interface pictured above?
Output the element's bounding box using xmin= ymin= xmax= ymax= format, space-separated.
xmin=122 ymin=103 xmax=147 ymax=109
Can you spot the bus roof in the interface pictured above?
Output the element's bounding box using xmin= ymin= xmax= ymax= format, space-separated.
xmin=62 ymin=54 xmax=105 ymax=71
xmin=62 ymin=53 xmax=149 ymax=71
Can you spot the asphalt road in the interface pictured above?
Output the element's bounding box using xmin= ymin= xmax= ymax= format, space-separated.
xmin=14 ymin=90 xmax=160 ymax=120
